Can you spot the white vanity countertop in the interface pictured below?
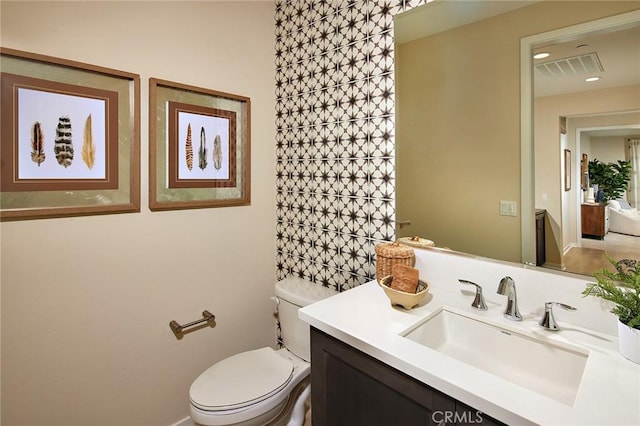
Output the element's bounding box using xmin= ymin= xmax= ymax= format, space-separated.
xmin=299 ymin=279 xmax=640 ymax=425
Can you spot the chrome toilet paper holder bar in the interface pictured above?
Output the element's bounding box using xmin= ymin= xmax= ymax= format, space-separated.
xmin=170 ymin=310 xmax=216 ymax=339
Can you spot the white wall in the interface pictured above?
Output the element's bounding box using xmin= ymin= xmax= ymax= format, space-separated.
xmin=0 ymin=1 xmax=276 ymax=425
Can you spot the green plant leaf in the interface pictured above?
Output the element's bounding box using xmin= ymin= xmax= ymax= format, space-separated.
xmin=588 ymin=159 xmax=632 ymax=201
xmin=582 ymin=255 xmax=640 ymax=330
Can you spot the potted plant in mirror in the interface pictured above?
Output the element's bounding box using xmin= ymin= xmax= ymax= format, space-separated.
xmin=588 ymin=159 xmax=632 ymax=202
xmin=582 ymin=256 xmax=640 ymax=364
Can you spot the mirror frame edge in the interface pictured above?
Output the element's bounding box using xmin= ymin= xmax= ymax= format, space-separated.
xmin=520 ymin=9 xmax=640 ymax=268
xmin=521 ymin=34 xmax=535 ymax=266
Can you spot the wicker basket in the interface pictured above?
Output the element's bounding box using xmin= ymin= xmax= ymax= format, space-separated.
xmin=375 ymin=242 xmax=415 ymax=281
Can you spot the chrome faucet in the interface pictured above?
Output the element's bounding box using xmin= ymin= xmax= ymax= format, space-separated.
xmin=458 ymin=279 xmax=487 ymax=310
xmin=496 ymin=276 xmax=522 ymax=321
xmin=539 ymin=302 xmax=577 ymax=331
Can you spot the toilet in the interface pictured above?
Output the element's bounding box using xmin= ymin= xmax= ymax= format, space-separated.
xmin=189 ymin=278 xmax=337 ymax=426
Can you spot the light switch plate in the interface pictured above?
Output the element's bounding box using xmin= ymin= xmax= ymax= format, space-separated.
xmin=500 ymin=200 xmax=518 ymax=217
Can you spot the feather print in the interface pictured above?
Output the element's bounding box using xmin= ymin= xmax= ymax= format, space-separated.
xmin=54 ymin=115 xmax=73 ymax=168
xmin=30 ymin=121 xmax=45 ymax=166
xmin=213 ymin=134 xmax=222 ymax=170
xmin=82 ymin=114 xmax=95 ymax=169
xmin=185 ymin=123 xmax=193 ymax=171
xmin=198 ymin=126 xmax=208 ymax=170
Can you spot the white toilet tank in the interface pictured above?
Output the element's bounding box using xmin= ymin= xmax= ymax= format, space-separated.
xmin=275 ymin=278 xmax=337 ymax=362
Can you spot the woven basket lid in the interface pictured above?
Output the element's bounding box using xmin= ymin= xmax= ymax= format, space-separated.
xmin=375 ymin=242 xmax=414 ymax=259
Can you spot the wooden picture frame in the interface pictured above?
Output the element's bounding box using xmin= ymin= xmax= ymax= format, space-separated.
xmin=149 ymin=78 xmax=250 ymax=210
xmin=0 ymin=48 xmax=140 ymax=220
xmin=564 ymin=149 xmax=571 ymax=191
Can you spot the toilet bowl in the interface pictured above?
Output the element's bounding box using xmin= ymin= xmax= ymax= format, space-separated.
xmin=189 ymin=278 xmax=337 ymax=426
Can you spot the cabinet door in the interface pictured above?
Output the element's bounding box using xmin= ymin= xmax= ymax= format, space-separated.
xmin=581 ymin=204 xmax=605 ymax=238
xmin=311 ymin=327 xmax=456 ymax=426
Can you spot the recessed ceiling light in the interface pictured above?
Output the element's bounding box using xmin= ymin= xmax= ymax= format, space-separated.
xmin=534 ymin=52 xmax=550 ymax=59
xmin=585 ymin=76 xmax=601 ymax=82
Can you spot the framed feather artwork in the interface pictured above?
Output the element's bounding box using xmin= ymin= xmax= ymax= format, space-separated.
xmin=0 ymin=48 xmax=140 ymax=221
xmin=149 ymin=78 xmax=251 ymax=210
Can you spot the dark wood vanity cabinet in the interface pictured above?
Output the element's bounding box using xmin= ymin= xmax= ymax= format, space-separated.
xmin=310 ymin=327 xmax=504 ymax=426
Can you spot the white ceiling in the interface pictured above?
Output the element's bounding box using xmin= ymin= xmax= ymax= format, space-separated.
xmin=544 ymin=26 xmax=640 ymax=139
xmin=534 ymin=26 xmax=640 ymax=98
xmin=393 ymin=0 xmax=537 ymax=44
xmin=581 ymin=127 xmax=640 ymax=138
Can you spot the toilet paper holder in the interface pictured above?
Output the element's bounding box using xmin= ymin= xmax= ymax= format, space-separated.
xmin=170 ymin=310 xmax=216 ymax=339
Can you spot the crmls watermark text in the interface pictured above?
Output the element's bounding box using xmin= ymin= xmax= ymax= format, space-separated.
xmin=432 ymin=410 xmax=484 ymax=425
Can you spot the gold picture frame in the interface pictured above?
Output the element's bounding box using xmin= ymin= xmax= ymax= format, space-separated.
xmin=149 ymin=78 xmax=251 ymax=210
xmin=0 ymin=48 xmax=140 ymax=221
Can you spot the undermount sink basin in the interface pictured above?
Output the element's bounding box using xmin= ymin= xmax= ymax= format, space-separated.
xmin=402 ymin=307 xmax=589 ymax=406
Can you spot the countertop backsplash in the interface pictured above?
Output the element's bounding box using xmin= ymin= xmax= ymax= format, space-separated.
xmin=411 ymin=247 xmax=618 ymax=336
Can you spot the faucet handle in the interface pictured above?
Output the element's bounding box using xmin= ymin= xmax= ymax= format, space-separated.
xmin=458 ymin=279 xmax=488 ymax=310
xmin=539 ymin=302 xmax=577 ymax=331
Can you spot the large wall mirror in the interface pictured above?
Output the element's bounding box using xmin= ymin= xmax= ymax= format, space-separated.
xmin=394 ymin=0 xmax=640 ymax=278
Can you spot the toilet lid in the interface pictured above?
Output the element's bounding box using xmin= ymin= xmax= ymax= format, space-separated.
xmin=190 ymin=347 xmax=294 ymax=411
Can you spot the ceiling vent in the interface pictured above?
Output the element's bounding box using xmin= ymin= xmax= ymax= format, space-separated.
xmin=535 ymin=52 xmax=604 ymax=79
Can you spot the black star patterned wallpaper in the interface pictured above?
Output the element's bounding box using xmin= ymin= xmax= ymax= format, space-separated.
xmin=274 ymin=0 xmax=427 ymax=291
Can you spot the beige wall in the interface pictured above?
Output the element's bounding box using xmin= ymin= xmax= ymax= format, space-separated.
xmin=591 ymin=136 xmax=628 ymax=163
xmin=396 ymin=11 xmax=523 ymax=262
xmin=0 ymin=2 xmax=276 ymax=425
xmin=396 ymin=0 xmax=639 ymax=264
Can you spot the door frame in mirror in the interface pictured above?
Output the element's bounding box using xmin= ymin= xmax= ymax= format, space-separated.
xmin=520 ymin=9 xmax=640 ymax=266
xmin=575 ymin=123 xmax=640 ymax=243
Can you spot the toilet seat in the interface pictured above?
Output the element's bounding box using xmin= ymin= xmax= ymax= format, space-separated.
xmin=189 ymin=347 xmax=310 ymax=426
xmin=190 ymin=347 xmax=294 ymax=411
